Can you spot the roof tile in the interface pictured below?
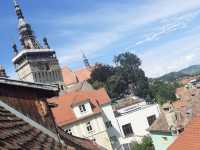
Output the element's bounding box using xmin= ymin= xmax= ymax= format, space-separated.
xmin=49 ymin=88 xmax=110 ymax=125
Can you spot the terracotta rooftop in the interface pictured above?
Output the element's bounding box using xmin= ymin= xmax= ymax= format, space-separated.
xmin=62 ymin=66 xmax=78 ymax=85
xmin=49 ymin=88 xmax=110 ymax=126
xmin=62 ymin=66 xmax=93 ymax=85
xmin=74 ymin=67 xmax=92 ymax=82
xmin=168 ymin=115 xmax=200 ymax=150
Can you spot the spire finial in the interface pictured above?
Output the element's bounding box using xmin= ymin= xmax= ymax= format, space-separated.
xmin=12 ymin=42 xmax=18 ymax=56
xmin=13 ymin=0 xmax=18 ymax=6
xmin=43 ymin=37 xmax=50 ymax=49
xmin=81 ymin=50 xmax=90 ymax=68
xmin=13 ymin=0 xmax=24 ymax=19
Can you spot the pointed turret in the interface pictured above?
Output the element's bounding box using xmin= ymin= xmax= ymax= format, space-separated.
xmin=13 ymin=0 xmax=40 ymax=49
xmin=81 ymin=51 xmax=90 ymax=68
xmin=0 ymin=65 xmax=8 ymax=78
xmin=43 ymin=37 xmax=50 ymax=49
xmin=12 ymin=43 xmax=18 ymax=56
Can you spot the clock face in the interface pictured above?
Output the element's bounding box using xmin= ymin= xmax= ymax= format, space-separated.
xmin=38 ymin=63 xmax=46 ymax=70
xmin=37 ymin=63 xmax=50 ymax=71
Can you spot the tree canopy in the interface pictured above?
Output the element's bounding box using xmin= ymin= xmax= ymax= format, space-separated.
xmin=88 ymin=52 xmax=151 ymax=100
xmin=132 ymin=136 xmax=155 ymax=150
xmin=149 ymin=80 xmax=180 ymax=105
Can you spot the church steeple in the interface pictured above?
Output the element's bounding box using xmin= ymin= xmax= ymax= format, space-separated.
xmin=13 ymin=0 xmax=41 ymax=49
xmin=82 ymin=51 xmax=90 ymax=68
xmin=12 ymin=0 xmax=63 ymax=84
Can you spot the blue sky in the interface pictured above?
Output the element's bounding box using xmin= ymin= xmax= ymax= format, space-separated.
xmin=1 ymin=0 xmax=200 ymax=78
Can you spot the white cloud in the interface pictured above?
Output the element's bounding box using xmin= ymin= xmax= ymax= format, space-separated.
xmin=52 ymin=0 xmax=200 ymax=66
xmin=139 ymin=33 xmax=200 ymax=77
xmin=135 ymin=10 xmax=200 ymax=46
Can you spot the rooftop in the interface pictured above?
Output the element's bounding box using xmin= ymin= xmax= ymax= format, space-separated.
xmin=12 ymin=49 xmax=55 ymax=62
xmin=49 ymin=88 xmax=111 ymax=126
xmin=112 ymin=95 xmax=144 ymax=110
xmin=168 ymin=115 xmax=200 ymax=150
xmin=0 ymin=100 xmax=71 ymax=150
xmin=0 ymin=77 xmax=58 ymax=92
xmin=62 ymin=66 xmax=93 ymax=85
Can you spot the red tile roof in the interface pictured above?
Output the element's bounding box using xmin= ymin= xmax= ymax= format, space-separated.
xmin=62 ymin=66 xmax=78 ymax=85
xmin=62 ymin=66 xmax=93 ymax=85
xmin=49 ymin=88 xmax=110 ymax=126
xmin=168 ymin=115 xmax=200 ymax=150
xmin=74 ymin=67 xmax=92 ymax=82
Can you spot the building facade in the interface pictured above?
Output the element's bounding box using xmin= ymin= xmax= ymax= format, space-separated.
xmin=12 ymin=0 xmax=63 ymax=84
xmin=50 ymin=90 xmax=161 ymax=150
xmin=0 ymin=76 xmax=100 ymax=150
xmin=49 ymin=88 xmax=114 ymax=150
xmin=111 ymin=97 xmax=160 ymax=150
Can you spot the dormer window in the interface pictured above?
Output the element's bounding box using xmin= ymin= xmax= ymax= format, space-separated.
xmin=79 ymin=104 xmax=86 ymax=112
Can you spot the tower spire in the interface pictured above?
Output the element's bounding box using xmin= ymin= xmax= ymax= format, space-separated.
xmin=13 ymin=0 xmax=24 ymax=19
xmin=81 ymin=51 xmax=90 ymax=68
xmin=13 ymin=0 xmax=41 ymax=49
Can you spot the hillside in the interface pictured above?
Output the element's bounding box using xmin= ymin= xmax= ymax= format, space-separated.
xmin=157 ymin=65 xmax=200 ymax=81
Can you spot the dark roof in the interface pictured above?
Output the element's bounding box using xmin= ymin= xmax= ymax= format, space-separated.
xmin=0 ymin=100 xmax=101 ymax=150
xmin=0 ymin=101 xmax=72 ymax=150
xmin=148 ymin=112 xmax=170 ymax=133
xmin=0 ymin=77 xmax=58 ymax=92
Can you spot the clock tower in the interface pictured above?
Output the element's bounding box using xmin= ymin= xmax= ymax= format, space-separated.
xmin=12 ymin=0 xmax=63 ymax=84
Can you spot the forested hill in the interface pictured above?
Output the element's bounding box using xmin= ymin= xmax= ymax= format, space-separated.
xmin=157 ymin=65 xmax=200 ymax=82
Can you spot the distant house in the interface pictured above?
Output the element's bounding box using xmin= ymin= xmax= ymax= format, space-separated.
xmin=49 ymin=88 xmax=114 ymax=150
xmin=148 ymin=102 xmax=191 ymax=150
xmin=50 ymin=89 xmax=160 ymax=150
xmin=113 ymin=96 xmax=160 ymax=150
xmin=0 ymin=77 xmax=100 ymax=150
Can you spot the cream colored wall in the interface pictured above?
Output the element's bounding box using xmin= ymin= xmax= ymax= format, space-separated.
xmin=73 ymin=102 xmax=93 ymax=118
xmin=63 ymin=115 xmax=113 ymax=150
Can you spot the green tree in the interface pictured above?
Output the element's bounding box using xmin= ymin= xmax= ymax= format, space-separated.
xmin=132 ymin=136 xmax=155 ymax=150
xmin=88 ymin=52 xmax=151 ymax=100
xmin=149 ymin=80 xmax=177 ymax=105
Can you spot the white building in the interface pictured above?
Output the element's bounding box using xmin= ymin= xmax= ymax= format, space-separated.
xmin=50 ymin=89 xmax=160 ymax=150
xmin=107 ymin=96 xmax=160 ymax=150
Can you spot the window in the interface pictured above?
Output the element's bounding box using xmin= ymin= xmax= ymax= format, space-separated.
xmin=147 ymin=115 xmax=156 ymax=126
xmin=79 ymin=104 xmax=86 ymax=112
xmin=162 ymin=137 xmax=168 ymax=141
xmin=65 ymin=129 xmax=72 ymax=135
xmin=105 ymin=121 xmax=113 ymax=128
xmin=122 ymin=123 xmax=133 ymax=137
xmin=86 ymin=122 xmax=93 ymax=132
